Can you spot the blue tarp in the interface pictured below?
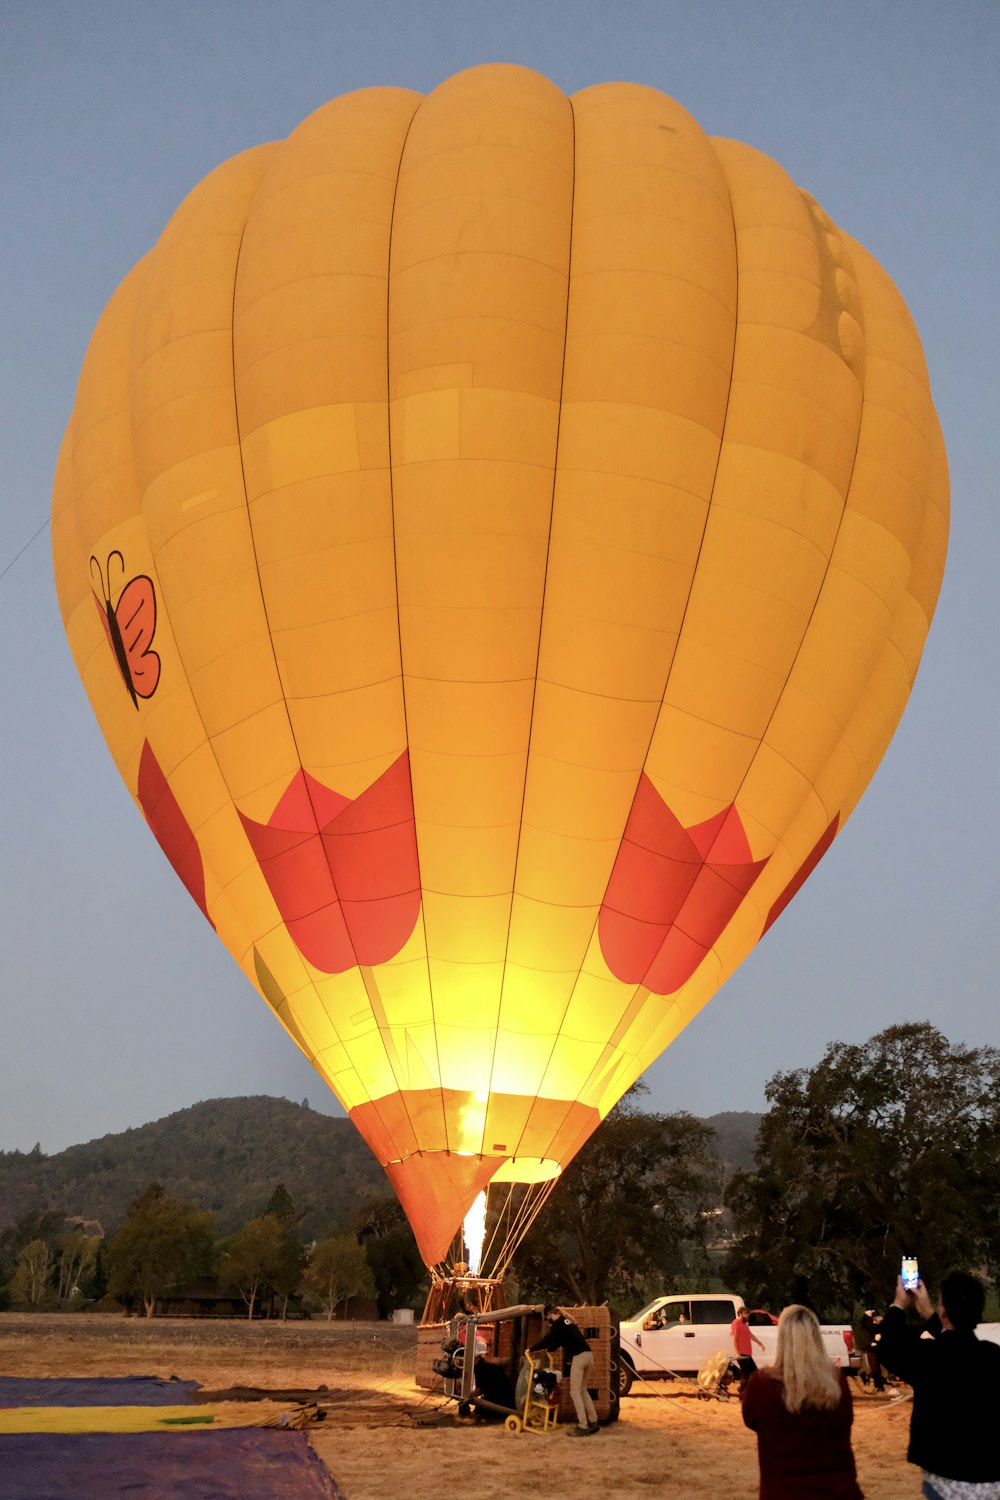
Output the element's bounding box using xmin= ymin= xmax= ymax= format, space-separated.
xmin=0 ymin=1430 xmax=346 ymax=1498
xmin=0 ymin=1376 xmax=199 ymax=1408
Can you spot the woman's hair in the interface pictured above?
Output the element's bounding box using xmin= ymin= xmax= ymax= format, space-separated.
xmin=770 ymin=1305 xmax=843 ymax=1413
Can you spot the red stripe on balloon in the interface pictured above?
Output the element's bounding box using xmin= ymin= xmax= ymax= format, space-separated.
xmin=137 ymin=740 xmax=214 ymax=928
xmin=239 ymin=752 xmax=421 ymax=973
xmin=598 ymin=776 xmax=767 ymax=994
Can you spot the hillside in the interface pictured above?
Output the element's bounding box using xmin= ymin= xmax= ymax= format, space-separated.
xmin=0 ymin=1097 xmax=387 ymax=1240
xmin=702 ymin=1111 xmax=762 ymax=1174
xmin=0 ymin=1097 xmax=762 ymax=1240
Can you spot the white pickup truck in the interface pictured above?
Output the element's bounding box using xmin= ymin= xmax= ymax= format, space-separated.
xmin=618 ymin=1292 xmax=855 ymax=1394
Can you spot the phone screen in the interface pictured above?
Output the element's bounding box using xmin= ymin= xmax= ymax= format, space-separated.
xmin=901 ymin=1256 xmax=919 ymax=1291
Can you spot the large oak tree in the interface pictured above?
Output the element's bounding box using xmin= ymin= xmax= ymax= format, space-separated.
xmin=725 ymin=1024 xmax=1000 ymax=1319
xmin=105 ymin=1183 xmax=215 ymax=1317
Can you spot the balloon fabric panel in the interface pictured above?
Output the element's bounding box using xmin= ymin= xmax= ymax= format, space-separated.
xmin=52 ymin=65 xmax=948 ymax=1267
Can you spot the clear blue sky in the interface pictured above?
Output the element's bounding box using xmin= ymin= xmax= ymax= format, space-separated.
xmin=1 ymin=0 xmax=996 ymax=1154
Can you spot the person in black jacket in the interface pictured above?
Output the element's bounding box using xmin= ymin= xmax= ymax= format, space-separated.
xmin=878 ymin=1269 xmax=1000 ymax=1498
xmin=528 ymin=1304 xmax=600 ymax=1436
xmin=857 ymin=1310 xmax=886 ymax=1392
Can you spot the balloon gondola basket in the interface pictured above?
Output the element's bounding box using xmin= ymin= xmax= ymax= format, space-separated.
xmin=415 ymin=1271 xmax=505 ymax=1391
xmin=420 ymin=1272 xmax=505 ymax=1329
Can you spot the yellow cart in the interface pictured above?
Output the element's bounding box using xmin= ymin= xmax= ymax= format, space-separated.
xmin=505 ymin=1350 xmax=562 ymax=1435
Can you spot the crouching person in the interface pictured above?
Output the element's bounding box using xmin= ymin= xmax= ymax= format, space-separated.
xmin=471 ymin=1348 xmax=517 ymax=1421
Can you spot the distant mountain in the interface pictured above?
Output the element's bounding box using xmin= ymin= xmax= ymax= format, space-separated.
xmin=0 ymin=1097 xmax=762 ymax=1241
xmin=0 ymin=1096 xmax=387 ymax=1240
xmin=702 ymin=1111 xmax=762 ymax=1175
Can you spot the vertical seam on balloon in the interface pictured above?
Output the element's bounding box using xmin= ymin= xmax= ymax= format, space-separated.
xmin=621 ymin=139 xmax=741 ymax=1000
xmin=693 ymin=252 xmax=870 ymax=892
xmin=384 ymin=92 xmax=453 ymax=1160
xmin=120 ymin=259 xmax=252 ymax=1011
xmin=487 ymin=90 xmax=578 ymax=1168
xmin=324 ymin=96 xmax=432 ymax=1185
xmin=509 ymin=99 xmax=739 ymax=1148
xmin=636 ymin=170 xmax=867 ymax=998
xmin=124 ymin=162 xmax=332 ymax=1079
xmin=226 ymin=149 xmax=405 ymax=1142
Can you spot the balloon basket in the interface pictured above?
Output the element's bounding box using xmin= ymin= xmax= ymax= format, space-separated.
xmin=420 ymin=1274 xmax=505 ymax=1328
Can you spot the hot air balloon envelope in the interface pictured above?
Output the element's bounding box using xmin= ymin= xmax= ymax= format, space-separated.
xmin=52 ymin=65 xmax=948 ymax=1267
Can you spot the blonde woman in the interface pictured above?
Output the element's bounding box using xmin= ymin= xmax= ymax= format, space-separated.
xmin=741 ymin=1304 xmax=863 ymax=1499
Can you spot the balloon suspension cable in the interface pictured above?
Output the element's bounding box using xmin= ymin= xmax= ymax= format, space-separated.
xmin=428 ymin=1174 xmax=559 ymax=1287
xmin=479 ymin=1180 xmax=515 ymax=1277
xmin=503 ymin=1177 xmax=559 ymax=1278
xmin=0 ymin=513 xmax=51 ymax=588
xmin=483 ymin=1176 xmax=559 ymax=1282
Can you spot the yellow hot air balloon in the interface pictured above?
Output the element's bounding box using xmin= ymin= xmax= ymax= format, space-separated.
xmin=52 ymin=65 xmax=948 ymax=1271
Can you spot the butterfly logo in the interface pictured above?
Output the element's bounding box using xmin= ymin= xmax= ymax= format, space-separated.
xmin=90 ymin=551 xmax=161 ymax=708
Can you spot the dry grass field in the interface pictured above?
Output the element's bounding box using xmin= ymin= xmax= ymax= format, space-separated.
xmin=0 ymin=1313 xmax=922 ymax=1499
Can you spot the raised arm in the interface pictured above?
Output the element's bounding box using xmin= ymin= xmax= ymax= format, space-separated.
xmin=878 ymin=1277 xmax=940 ymax=1384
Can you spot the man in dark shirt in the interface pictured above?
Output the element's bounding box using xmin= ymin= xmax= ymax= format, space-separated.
xmin=879 ymin=1269 xmax=1000 ymax=1497
xmin=528 ymin=1304 xmax=600 ymax=1436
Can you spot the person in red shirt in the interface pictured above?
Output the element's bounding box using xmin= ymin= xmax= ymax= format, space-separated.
xmin=732 ymin=1304 xmax=766 ymax=1388
xmin=741 ymin=1304 xmax=863 ymax=1499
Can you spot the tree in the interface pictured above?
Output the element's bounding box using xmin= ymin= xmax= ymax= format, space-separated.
xmin=263 ymin=1183 xmax=297 ymax=1226
xmin=0 ymin=1209 xmax=63 ymax=1310
xmin=9 ymin=1239 xmax=55 ymax=1308
xmin=80 ymin=1240 xmax=109 ymax=1304
xmin=725 ymin=1024 xmax=1000 ymax=1319
xmin=56 ymin=1228 xmax=100 ymax=1303
xmin=351 ymin=1194 xmax=427 ymax=1318
xmin=305 ymin=1233 xmax=376 ymax=1320
xmin=220 ymin=1215 xmax=286 ymax=1320
xmin=105 ymin=1183 xmax=215 ymax=1317
xmin=0 ymin=1208 xmax=64 ymax=1258
xmin=260 ymin=1185 xmax=304 ymax=1318
xmin=513 ymin=1087 xmax=720 ymax=1307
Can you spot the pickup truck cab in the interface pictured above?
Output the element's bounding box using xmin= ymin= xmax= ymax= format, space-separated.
xmin=618 ymin=1293 xmax=854 ymax=1395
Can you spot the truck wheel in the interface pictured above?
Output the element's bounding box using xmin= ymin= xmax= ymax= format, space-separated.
xmin=504 ymin=1415 xmax=523 ymax=1434
xmin=617 ymin=1360 xmax=635 ymax=1397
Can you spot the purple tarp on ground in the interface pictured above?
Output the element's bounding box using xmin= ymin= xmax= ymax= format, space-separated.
xmin=0 ymin=1376 xmax=199 ymax=1407
xmin=0 ymin=1430 xmax=346 ymax=1499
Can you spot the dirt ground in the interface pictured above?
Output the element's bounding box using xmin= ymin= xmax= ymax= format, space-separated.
xmin=0 ymin=1313 xmax=922 ymax=1500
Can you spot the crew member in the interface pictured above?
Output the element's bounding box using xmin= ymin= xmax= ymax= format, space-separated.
xmin=529 ymin=1304 xmax=600 ymax=1437
xmin=732 ymin=1305 xmax=766 ymax=1389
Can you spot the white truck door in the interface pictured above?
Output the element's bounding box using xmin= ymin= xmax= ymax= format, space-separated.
xmin=637 ymin=1298 xmax=740 ymax=1374
xmin=688 ymin=1298 xmax=741 ymax=1371
xmin=633 ymin=1297 xmax=693 ymax=1375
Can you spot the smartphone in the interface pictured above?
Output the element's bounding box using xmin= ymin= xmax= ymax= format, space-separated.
xmin=901 ymin=1255 xmax=920 ymax=1291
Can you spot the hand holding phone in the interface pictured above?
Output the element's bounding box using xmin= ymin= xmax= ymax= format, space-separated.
xmin=901 ymin=1255 xmax=920 ymax=1292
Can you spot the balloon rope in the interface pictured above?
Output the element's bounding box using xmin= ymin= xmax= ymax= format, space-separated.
xmin=491 ymin=1182 xmax=531 ymax=1279
xmin=424 ymin=1174 xmax=559 ymax=1283
xmin=0 ymin=515 xmax=50 ymax=585
xmin=481 ymin=1181 xmax=515 ymax=1275
xmin=491 ymin=1177 xmax=558 ymax=1282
